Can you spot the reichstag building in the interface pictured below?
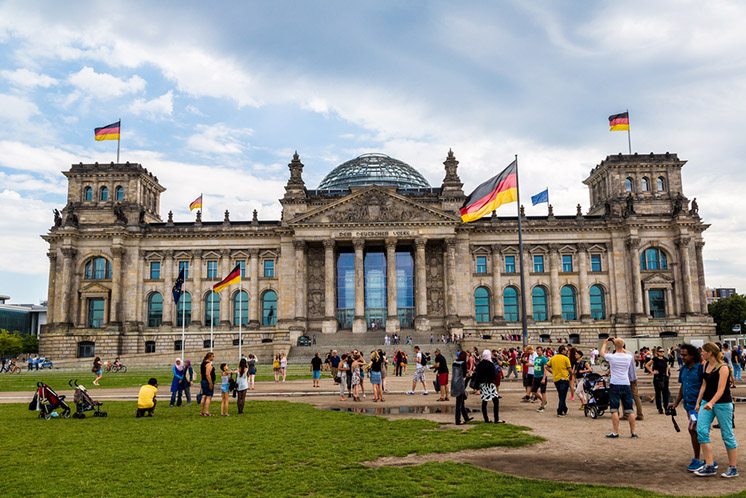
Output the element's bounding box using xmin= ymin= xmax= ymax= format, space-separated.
xmin=41 ymin=150 xmax=714 ymax=358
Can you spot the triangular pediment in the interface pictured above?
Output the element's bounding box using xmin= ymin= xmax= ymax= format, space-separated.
xmin=642 ymin=273 xmax=674 ymax=284
xmin=80 ymin=282 xmax=111 ymax=293
xmin=288 ymin=187 xmax=459 ymax=225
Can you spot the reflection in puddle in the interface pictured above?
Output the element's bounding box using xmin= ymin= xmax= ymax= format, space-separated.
xmin=329 ymin=405 xmax=469 ymax=415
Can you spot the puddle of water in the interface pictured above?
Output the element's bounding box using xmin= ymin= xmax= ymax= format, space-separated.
xmin=328 ymin=405 xmax=472 ymax=415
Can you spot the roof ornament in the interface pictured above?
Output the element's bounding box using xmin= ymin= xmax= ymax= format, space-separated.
xmin=252 ymin=209 xmax=259 ymax=226
xmin=167 ymin=210 xmax=174 ymax=225
xmin=440 ymin=148 xmax=464 ymax=199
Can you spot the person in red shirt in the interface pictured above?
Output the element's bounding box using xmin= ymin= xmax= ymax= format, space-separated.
xmin=506 ymin=348 xmax=518 ymax=379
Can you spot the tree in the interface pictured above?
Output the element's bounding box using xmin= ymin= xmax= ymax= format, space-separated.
xmin=709 ymin=294 xmax=746 ymax=336
xmin=0 ymin=330 xmax=23 ymax=357
xmin=22 ymin=334 xmax=39 ymax=354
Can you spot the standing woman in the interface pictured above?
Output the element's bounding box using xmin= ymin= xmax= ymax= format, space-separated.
xmin=474 ymin=349 xmax=503 ymax=423
xmin=337 ymin=353 xmax=350 ymax=401
xmin=369 ymin=351 xmax=384 ymax=402
xmin=182 ymin=359 xmax=194 ymax=405
xmin=219 ymin=363 xmax=234 ymax=416
xmin=280 ymin=353 xmax=288 ymax=383
xmin=573 ymin=350 xmax=592 ymax=409
xmin=272 ymin=354 xmax=281 ymax=382
xmin=378 ymin=349 xmax=388 ymax=392
xmin=169 ymin=358 xmax=185 ymax=407
xmin=92 ymin=356 xmax=103 ymax=386
xmin=236 ymin=357 xmax=249 ymax=414
xmin=247 ymin=354 xmax=257 ymax=390
xmin=199 ymin=352 xmax=215 ymax=417
xmin=694 ymin=342 xmax=738 ymax=478
xmin=350 ymin=353 xmax=363 ymax=402
xmin=645 ymin=347 xmax=671 ymax=414
xmin=451 ymin=351 xmax=473 ymax=425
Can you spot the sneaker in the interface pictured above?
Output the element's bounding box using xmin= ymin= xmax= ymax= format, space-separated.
xmin=605 ymin=433 xmax=619 ymax=438
xmin=630 ymin=433 xmax=639 ymax=439
xmin=536 ymin=407 xmax=544 ymax=413
xmin=694 ymin=465 xmax=718 ymax=477
xmin=687 ymin=459 xmax=705 ymax=472
xmin=557 ymin=413 xmax=566 ymax=417
xmin=422 ymin=391 xmax=429 ymax=395
xmin=721 ymin=466 xmax=739 ymax=478
xmin=406 ymin=391 xmax=414 ymax=395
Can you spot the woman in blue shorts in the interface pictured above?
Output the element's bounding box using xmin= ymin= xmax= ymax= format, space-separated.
xmin=369 ymin=350 xmax=384 ymax=402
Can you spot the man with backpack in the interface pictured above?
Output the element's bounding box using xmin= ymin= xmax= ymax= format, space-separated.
xmin=669 ymin=343 xmax=706 ymax=472
xmin=407 ymin=345 xmax=429 ymax=395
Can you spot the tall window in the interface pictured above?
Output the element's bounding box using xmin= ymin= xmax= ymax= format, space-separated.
xmin=561 ymin=285 xmax=577 ymax=321
xmin=476 ymin=255 xmax=487 ymax=274
xmin=590 ymin=285 xmax=606 ymax=320
xmin=336 ymin=251 xmax=355 ymax=328
xmin=204 ymin=292 xmax=220 ymax=326
xmin=115 ymin=186 xmax=124 ymax=201
xmin=178 ymin=260 xmax=190 ymax=279
xmin=263 ymin=260 xmax=275 ymax=278
xmin=262 ymin=290 xmax=277 ymax=326
xmin=641 ymin=177 xmax=650 ymax=192
xmin=207 ymin=260 xmax=218 ymax=279
xmin=396 ymin=250 xmax=415 ymax=328
xmin=624 ymin=177 xmax=633 ymax=192
xmin=237 ymin=260 xmax=246 ymax=278
xmin=83 ymin=186 xmax=93 ymax=201
xmin=87 ymin=298 xmax=105 ymax=328
xmin=649 ymin=289 xmax=666 ymax=318
xmin=474 ymin=287 xmax=491 ymax=323
xmin=149 ymin=261 xmax=161 ymax=280
xmin=640 ymin=247 xmax=668 ymax=270
xmin=147 ymin=292 xmax=163 ymax=327
xmin=533 ymin=255 xmax=545 ymax=273
xmin=233 ymin=290 xmax=249 ymax=326
xmin=562 ymin=255 xmax=573 ymax=272
xmin=657 ymin=176 xmax=666 ymax=192
xmin=100 ymin=186 xmax=109 ymax=201
xmin=85 ymin=257 xmax=111 ymax=280
xmin=503 ymin=286 xmax=519 ymax=322
xmin=364 ymin=250 xmax=387 ymax=329
xmin=176 ymin=292 xmax=191 ymax=327
xmin=590 ymin=254 xmax=602 ymax=272
xmin=504 ymin=255 xmax=516 ymax=273
xmin=531 ymin=286 xmax=548 ymax=321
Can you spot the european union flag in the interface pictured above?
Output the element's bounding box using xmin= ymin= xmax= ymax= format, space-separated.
xmin=531 ymin=188 xmax=549 ymax=206
xmin=172 ymin=268 xmax=185 ymax=304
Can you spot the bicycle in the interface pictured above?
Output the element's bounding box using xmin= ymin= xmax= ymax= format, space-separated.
xmin=107 ymin=362 xmax=127 ymax=373
xmin=1 ymin=362 xmax=22 ymax=374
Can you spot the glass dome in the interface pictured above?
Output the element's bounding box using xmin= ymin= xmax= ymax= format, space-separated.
xmin=317 ymin=153 xmax=430 ymax=190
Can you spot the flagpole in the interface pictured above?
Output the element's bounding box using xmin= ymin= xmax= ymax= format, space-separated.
xmin=514 ymin=154 xmax=529 ymax=347
xmin=626 ymin=109 xmax=632 ymax=154
xmin=238 ymin=282 xmax=243 ymax=361
xmin=181 ymin=278 xmax=186 ymax=363
xmin=116 ymin=119 xmax=121 ymax=163
xmin=210 ymin=292 xmax=214 ymax=352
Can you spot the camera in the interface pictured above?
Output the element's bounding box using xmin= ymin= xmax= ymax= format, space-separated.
xmin=665 ymin=405 xmax=677 ymax=417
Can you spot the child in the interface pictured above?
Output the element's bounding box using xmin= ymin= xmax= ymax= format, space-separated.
xmin=136 ymin=378 xmax=158 ymax=417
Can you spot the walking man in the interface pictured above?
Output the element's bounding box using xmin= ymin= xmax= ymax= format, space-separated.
xmin=531 ymin=347 xmax=549 ymax=412
xmin=601 ymin=338 xmax=637 ymax=438
xmin=432 ymin=348 xmax=449 ymax=401
xmin=407 ymin=346 xmax=428 ymax=395
xmin=670 ymin=344 xmax=705 ymax=472
xmin=507 ymin=348 xmax=519 ymax=379
xmin=547 ymin=345 xmax=572 ymax=417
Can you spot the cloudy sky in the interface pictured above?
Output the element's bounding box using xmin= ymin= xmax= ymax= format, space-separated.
xmin=1 ymin=0 xmax=744 ymax=304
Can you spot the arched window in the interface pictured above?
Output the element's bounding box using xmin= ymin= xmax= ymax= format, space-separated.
xmin=100 ymin=186 xmax=109 ymax=201
xmin=83 ymin=186 xmax=93 ymax=201
xmin=84 ymin=257 xmax=112 ymax=280
xmin=176 ymin=292 xmax=191 ymax=327
xmin=204 ymin=291 xmax=220 ymax=326
xmin=147 ymin=292 xmax=163 ymax=327
xmin=657 ymin=176 xmax=666 ymax=191
xmin=641 ymin=177 xmax=650 ymax=192
xmin=590 ymin=285 xmax=606 ymax=320
xmin=474 ymin=286 xmax=491 ymax=323
xmin=561 ymin=286 xmax=577 ymax=321
xmin=115 ymin=186 xmax=124 ymax=201
xmin=503 ymin=286 xmax=519 ymax=322
xmin=624 ymin=177 xmax=633 ymax=192
xmin=262 ymin=290 xmax=277 ymax=326
xmin=531 ymin=286 xmax=548 ymax=321
xmin=233 ymin=290 xmax=249 ymax=326
xmin=640 ymin=247 xmax=668 ymax=270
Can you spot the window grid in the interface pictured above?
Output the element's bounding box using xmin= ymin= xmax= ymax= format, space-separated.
xmin=562 ymin=255 xmax=573 ymax=272
xmin=207 ymin=260 xmax=218 ymax=279
xmin=531 ymin=287 xmax=547 ymax=321
xmin=561 ymin=286 xmax=577 ymax=321
xmin=533 ymin=255 xmax=544 ymax=273
xmin=476 ymin=256 xmax=487 ymax=274
xmin=178 ymin=261 xmax=189 ymax=279
xmin=590 ymin=254 xmax=602 ymax=272
xmin=149 ymin=261 xmax=161 ymax=280
xmin=503 ymin=287 xmax=519 ymax=322
xmin=474 ymin=287 xmax=490 ymax=323
xmin=263 ymin=260 xmax=275 ymax=278
xmin=504 ymin=255 xmax=516 ymax=273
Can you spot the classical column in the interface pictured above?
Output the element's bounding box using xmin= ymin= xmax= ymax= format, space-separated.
xmin=59 ymin=248 xmax=77 ymax=325
xmin=249 ymin=249 xmax=260 ymax=328
xmin=219 ymin=249 xmax=231 ymax=325
xmin=110 ymin=246 xmax=125 ymax=324
xmin=627 ymin=237 xmax=646 ymax=321
xmin=322 ymin=240 xmax=337 ymax=334
xmin=695 ymin=242 xmax=707 ymax=314
xmin=549 ymin=244 xmax=561 ymax=323
xmin=677 ymin=236 xmax=694 ymax=316
xmin=577 ymin=243 xmax=590 ymax=322
xmin=162 ymin=251 xmax=174 ymax=326
xmin=46 ymin=252 xmax=57 ymax=324
xmin=444 ymin=238 xmax=460 ymax=327
xmin=385 ymin=238 xmax=400 ymax=334
xmin=294 ymin=241 xmax=307 ymax=322
xmin=491 ymin=244 xmax=504 ymax=322
xmin=192 ymin=250 xmax=202 ymax=326
xmin=665 ymin=287 xmax=674 ymax=317
xmin=352 ymin=238 xmax=366 ymax=333
xmin=414 ymin=238 xmax=429 ymax=331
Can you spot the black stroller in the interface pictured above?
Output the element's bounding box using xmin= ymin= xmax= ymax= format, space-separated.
xmin=583 ymin=373 xmax=610 ymax=419
xmin=29 ymin=382 xmax=71 ymax=419
xmin=69 ymin=379 xmax=107 ymax=418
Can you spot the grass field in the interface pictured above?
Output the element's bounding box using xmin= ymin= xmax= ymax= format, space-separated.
xmin=0 ymin=364 xmax=313 ymax=392
xmin=0 ymin=400 xmax=689 ymax=497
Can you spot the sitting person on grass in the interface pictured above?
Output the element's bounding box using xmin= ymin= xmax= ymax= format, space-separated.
xmin=136 ymin=378 xmax=158 ymax=417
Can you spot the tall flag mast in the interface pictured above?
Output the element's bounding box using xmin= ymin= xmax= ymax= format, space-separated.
xmin=609 ymin=110 xmax=631 ymax=154
xmin=213 ymin=264 xmax=242 ymax=359
xmin=172 ymin=268 xmax=186 ymax=362
xmin=94 ymin=120 xmax=122 ymax=162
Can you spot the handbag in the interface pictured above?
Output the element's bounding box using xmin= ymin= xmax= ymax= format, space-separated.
xmin=468 ymin=374 xmax=478 ymax=391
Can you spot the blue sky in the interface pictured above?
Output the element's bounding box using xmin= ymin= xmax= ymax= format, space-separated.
xmin=1 ymin=0 xmax=745 ymax=303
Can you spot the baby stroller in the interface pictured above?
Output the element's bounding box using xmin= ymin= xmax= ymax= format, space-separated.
xmin=583 ymin=373 xmax=609 ymax=419
xmin=69 ymin=379 xmax=107 ymax=418
xmin=29 ymin=382 xmax=71 ymax=420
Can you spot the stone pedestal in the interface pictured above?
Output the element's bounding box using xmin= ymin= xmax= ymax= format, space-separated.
xmin=322 ymin=318 xmax=338 ymax=334
xmin=386 ymin=317 xmax=400 ymax=334
xmin=352 ymin=318 xmax=367 ymax=334
xmin=415 ymin=316 xmax=430 ymax=332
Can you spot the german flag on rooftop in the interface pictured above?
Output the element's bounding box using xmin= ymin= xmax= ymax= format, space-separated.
xmin=460 ymin=160 xmax=518 ymax=223
xmin=94 ymin=121 xmax=121 ymax=141
xmin=608 ymin=112 xmax=630 ymax=131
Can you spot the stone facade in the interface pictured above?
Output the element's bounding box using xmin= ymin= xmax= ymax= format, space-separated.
xmin=41 ymin=151 xmax=715 ymax=359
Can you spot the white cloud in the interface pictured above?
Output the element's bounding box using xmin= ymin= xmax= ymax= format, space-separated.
xmin=129 ymin=90 xmax=173 ymax=119
xmin=67 ymin=66 xmax=146 ymax=100
xmin=0 ymin=68 xmax=58 ymax=88
xmin=185 ymin=123 xmax=254 ymax=155
xmin=0 ymin=94 xmax=39 ymax=122
xmin=0 ymin=189 xmax=57 ymax=275
xmin=0 ymin=140 xmax=93 ymax=176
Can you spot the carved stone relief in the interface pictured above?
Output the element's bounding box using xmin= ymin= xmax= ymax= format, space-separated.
xmin=321 ymin=190 xmax=446 ymax=223
xmin=306 ymin=245 xmax=325 ymax=319
xmin=426 ymin=243 xmax=445 ymax=315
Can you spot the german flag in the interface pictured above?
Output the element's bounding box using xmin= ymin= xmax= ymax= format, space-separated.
xmin=609 ymin=112 xmax=630 ymax=131
xmin=189 ymin=194 xmax=202 ymax=211
xmin=94 ymin=121 xmax=121 ymax=141
xmin=460 ymin=160 xmax=518 ymax=223
xmin=213 ymin=264 xmax=241 ymax=293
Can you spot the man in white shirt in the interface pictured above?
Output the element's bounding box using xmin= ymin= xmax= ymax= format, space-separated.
xmin=590 ymin=348 xmax=599 ymax=365
xmin=600 ymin=337 xmax=638 ymax=439
xmin=407 ymin=345 xmax=428 ymax=395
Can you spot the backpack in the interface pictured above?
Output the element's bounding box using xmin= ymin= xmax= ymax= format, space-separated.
xmin=420 ymin=353 xmax=428 ymax=366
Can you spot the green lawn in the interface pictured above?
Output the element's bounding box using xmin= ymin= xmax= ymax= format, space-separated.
xmin=0 ymin=400 xmax=684 ymax=497
xmin=0 ymin=364 xmax=313 ymax=392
